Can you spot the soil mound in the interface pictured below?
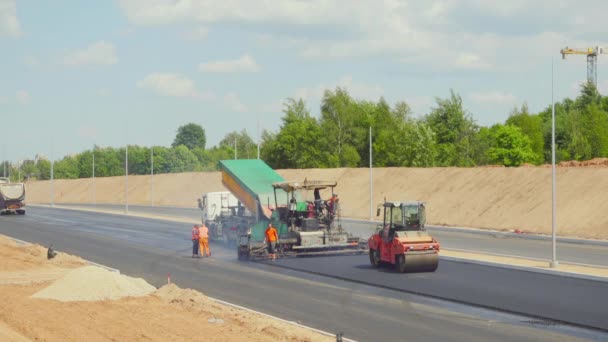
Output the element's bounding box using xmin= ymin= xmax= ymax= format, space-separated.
xmin=31 ymin=265 xmax=156 ymax=302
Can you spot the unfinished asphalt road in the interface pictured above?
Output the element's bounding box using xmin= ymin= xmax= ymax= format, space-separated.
xmin=57 ymin=203 xmax=608 ymax=267
xmin=1 ymin=206 xmax=606 ymax=341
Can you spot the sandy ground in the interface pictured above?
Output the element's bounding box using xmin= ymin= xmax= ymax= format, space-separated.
xmin=0 ymin=235 xmax=331 ymax=342
xmin=25 ymin=164 xmax=608 ymax=239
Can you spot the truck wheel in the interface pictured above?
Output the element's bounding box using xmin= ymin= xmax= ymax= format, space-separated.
xmin=369 ymin=249 xmax=381 ymax=268
xmin=237 ymin=248 xmax=250 ymax=261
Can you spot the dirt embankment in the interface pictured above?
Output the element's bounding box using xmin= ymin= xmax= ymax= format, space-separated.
xmin=0 ymin=235 xmax=330 ymax=342
xmin=25 ymin=165 xmax=608 ymax=239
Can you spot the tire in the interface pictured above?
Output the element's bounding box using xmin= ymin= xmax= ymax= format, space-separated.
xmin=17 ymin=210 xmax=25 ymax=215
xmin=369 ymin=249 xmax=381 ymax=268
xmin=238 ymin=247 xmax=250 ymax=261
xmin=396 ymin=254 xmax=407 ymax=273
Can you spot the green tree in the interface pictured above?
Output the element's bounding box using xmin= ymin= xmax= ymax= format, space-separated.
xmin=506 ymin=104 xmax=544 ymax=163
xmin=54 ymin=156 xmax=79 ymax=179
xmin=164 ymin=145 xmax=200 ymax=173
xmin=219 ymin=130 xmax=258 ymax=159
xmin=425 ymin=90 xmax=478 ymax=166
xmin=320 ymin=88 xmax=361 ymax=167
xmin=36 ymin=159 xmax=51 ymax=180
xmin=262 ymin=98 xmax=332 ymax=168
xmin=485 ymin=124 xmax=538 ymax=166
xmin=172 ymin=123 xmax=206 ymax=150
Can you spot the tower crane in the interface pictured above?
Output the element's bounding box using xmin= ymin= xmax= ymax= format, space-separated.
xmin=560 ymin=46 xmax=606 ymax=86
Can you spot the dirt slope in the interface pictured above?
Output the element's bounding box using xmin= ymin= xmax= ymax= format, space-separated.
xmin=0 ymin=235 xmax=331 ymax=341
xmin=25 ymin=167 xmax=608 ymax=239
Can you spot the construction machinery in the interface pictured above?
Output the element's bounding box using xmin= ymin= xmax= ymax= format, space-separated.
xmin=197 ymin=191 xmax=254 ymax=245
xmin=560 ymin=46 xmax=606 ymax=86
xmin=218 ymin=159 xmax=364 ymax=260
xmin=368 ymin=201 xmax=439 ymax=272
xmin=0 ymin=177 xmax=26 ymax=215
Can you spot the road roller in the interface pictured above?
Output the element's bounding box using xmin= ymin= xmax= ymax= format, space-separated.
xmin=368 ymin=201 xmax=439 ymax=273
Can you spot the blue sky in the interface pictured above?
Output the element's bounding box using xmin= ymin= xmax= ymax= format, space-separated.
xmin=1 ymin=0 xmax=607 ymax=162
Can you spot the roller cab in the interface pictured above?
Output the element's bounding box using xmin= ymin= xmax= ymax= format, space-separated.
xmin=368 ymin=201 xmax=439 ymax=272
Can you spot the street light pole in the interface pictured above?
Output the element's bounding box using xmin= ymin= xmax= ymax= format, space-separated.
xmin=125 ymin=144 xmax=129 ymax=214
xmin=92 ymin=145 xmax=96 ymax=206
xmin=50 ymin=149 xmax=54 ymax=207
xmin=369 ymin=126 xmax=373 ymax=221
xmin=551 ymin=58 xmax=558 ymax=268
xmin=150 ymin=146 xmax=154 ymax=207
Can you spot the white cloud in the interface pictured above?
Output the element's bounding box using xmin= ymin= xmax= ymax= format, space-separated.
xmin=96 ymin=88 xmax=111 ymax=97
xmin=295 ymin=75 xmax=384 ymax=102
xmin=599 ymin=81 xmax=608 ymax=94
xmin=199 ymin=54 xmax=260 ymax=73
xmin=405 ymin=96 xmax=434 ymax=117
xmin=117 ymin=0 xmax=357 ymax=26
xmin=470 ymin=91 xmax=517 ymax=106
xmin=223 ymin=93 xmax=248 ymax=112
xmin=137 ymin=72 xmax=215 ymax=100
xmin=77 ymin=126 xmax=97 ymax=139
xmin=182 ymin=26 xmax=208 ymax=41
xmin=0 ymin=0 xmax=21 ymax=37
xmin=23 ymin=54 xmax=41 ymax=67
xmin=15 ymin=90 xmax=29 ymax=104
xmin=259 ymin=99 xmax=284 ymax=114
xmin=62 ymin=41 xmax=118 ymax=66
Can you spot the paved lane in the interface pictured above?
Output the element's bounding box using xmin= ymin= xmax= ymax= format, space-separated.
xmin=1 ymin=207 xmax=605 ymax=340
xmin=55 ymin=203 xmax=608 ymax=267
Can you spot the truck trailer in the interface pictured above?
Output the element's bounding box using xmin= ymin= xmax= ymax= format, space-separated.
xmin=0 ymin=178 xmax=26 ymax=215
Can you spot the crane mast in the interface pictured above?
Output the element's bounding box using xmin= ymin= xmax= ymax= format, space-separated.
xmin=560 ymin=46 xmax=605 ymax=86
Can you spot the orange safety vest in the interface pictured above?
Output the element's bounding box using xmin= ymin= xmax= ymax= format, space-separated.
xmin=265 ymin=226 xmax=278 ymax=242
xmin=199 ymin=226 xmax=209 ymax=239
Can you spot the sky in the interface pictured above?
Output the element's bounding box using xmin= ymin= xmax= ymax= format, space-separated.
xmin=1 ymin=0 xmax=607 ymax=162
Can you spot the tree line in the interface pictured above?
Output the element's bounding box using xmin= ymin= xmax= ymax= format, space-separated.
xmin=2 ymin=83 xmax=608 ymax=181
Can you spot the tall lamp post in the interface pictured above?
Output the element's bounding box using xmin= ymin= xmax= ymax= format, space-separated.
xmin=551 ymin=58 xmax=558 ymax=268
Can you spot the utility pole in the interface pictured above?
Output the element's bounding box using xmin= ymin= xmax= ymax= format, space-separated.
xmin=369 ymin=126 xmax=373 ymax=221
xmin=125 ymin=144 xmax=129 ymax=214
xmin=150 ymin=146 xmax=154 ymax=207
xmin=50 ymin=147 xmax=54 ymax=207
xmin=551 ymin=58 xmax=558 ymax=268
xmin=257 ymin=117 xmax=260 ymax=159
xmin=234 ymin=135 xmax=237 ymax=160
xmin=92 ymin=145 xmax=96 ymax=206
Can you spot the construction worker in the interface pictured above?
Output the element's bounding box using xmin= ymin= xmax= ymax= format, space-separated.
xmin=199 ymin=223 xmax=211 ymax=257
xmin=191 ymin=225 xmax=200 ymax=258
xmin=264 ymin=223 xmax=279 ymax=260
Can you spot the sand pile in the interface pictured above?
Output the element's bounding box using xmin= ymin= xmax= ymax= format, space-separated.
xmin=31 ymin=265 xmax=156 ymax=302
xmin=154 ymin=283 xmax=208 ymax=308
xmin=0 ymin=235 xmax=85 ymax=271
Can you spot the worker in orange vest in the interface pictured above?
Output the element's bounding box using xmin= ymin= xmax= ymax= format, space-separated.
xmin=199 ymin=224 xmax=211 ymax=257
xmin=191 ymin=225 xmax=200 ymax=258
xmin=264 ymin=223 xmax=279 ymax=260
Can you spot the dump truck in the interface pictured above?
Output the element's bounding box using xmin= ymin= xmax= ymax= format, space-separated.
xmin=218 ymin=159 xmax=364 ymax=260
xmin=0 ymin=178 xmax=26 ymax=215
xmin=368 ymin=201 xmax=439 ymax=272
xmin=197 ymin=191 xmax=254 ymax=245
